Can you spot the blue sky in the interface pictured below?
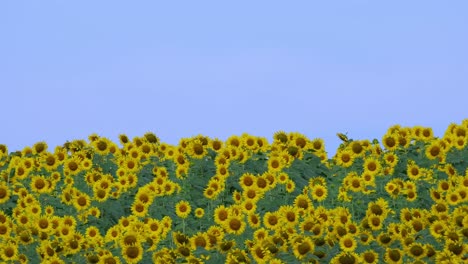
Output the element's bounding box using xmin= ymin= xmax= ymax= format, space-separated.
xmin=1 ymin=1 xmax=467 ymax=155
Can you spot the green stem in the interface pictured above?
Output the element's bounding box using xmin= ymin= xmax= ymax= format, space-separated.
xmin=182 ymin=218 xmax=186 ymax=234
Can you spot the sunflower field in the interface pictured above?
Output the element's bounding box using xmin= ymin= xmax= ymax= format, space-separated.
xmin=0 ymin=121 xmax=467 ymax=263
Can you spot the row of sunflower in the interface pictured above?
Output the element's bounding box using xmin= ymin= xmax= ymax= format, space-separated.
xmin=0 ymin=121 xmax=467 ymax=263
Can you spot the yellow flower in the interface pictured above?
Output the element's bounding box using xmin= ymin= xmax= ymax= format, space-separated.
xmin=250 ymin=243 xmax=272 ymax=263
xmin=279 ymin=205 xmax=299 ymax=227
xmin=406 ymin=242 xmax=426 ymax=260
xmin=32 ymin=141 xmax=48 ymax=155
xmin=263 ymin=212 xmax=281 ymax=231
xmin=247 ymin=213 xmax=261 ymax=229
xmin=122 ymin=243 xmax=144 ymax=263
xmin=360 ymin=250 xmax=379 ymax=264
xmin=331 ymin=252 xmax=361 ymax=264
xmin=339 ymin=234 xmax=357 ymax=252
xmin=0 ymin=182 xmax=10 ymax=204
xmin=292 ymin=236 xmax=314 ymax=260
xmin=285 ymin=180 xmax=295 ymax=193
xmin=92 ymin=137 xmax=112 ymax=155
xmin=187 ymin=139 xmax=206 ymax=159
xmin=194 ymin=208 xmax=205 ymax=218
xmin=382 ymin=133 xmax=398 ymax=151
xmin=0 ymin=241 xmax=19 ymax=261
xmin=175 ymin=200 xmax=191 ymax=219
xmin=190 ymin=232 xmax=209 ymax=250
xmin=131 ymin=201 xmax=148 ymax=218
xmin=223 ymin=215 xmax=246 ymax=235
xmin=311 ymin=185 xmax=328 ymax=202
xmin=30 ymin=175 xmax=50 ymax=194
xmin=366 ymin=198 xmax=391 ymax=218
xmin=367 ymin=214 xmax=384 ymax=231
xmin=335 ymin=149 xmax=355 ymax=167
xmin=73 ymin=193 xmax=91 ymax=211
xmin=363 ymin=157 xmax=381 ymax=176
xmin=384 ymin=248 xmax=403 ymax=264
xmin=268 ymin=156 xmax=285 ymax=172
xmin=35 ymin=214 xmax=53 ymax=234
xmin=425 ymin=140 xmax=444 ymax=160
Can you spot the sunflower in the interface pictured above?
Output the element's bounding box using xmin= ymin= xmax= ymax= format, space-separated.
xmin=366 ymin=198 xmax=391 ymax=218
xmin=405 ymin=189 xmax=418 ymax=202
xmin=0 ymin=221 xmax=12 ymax=238
xmin=330 ymin=252 xmax=361 ymax=264
xmin=359 ymin=230 xmax=373 ymax=245
xmin=263 ymin=212 xmax=281 ymax=230
xmin=406 ymin=242 xmax=426 ymax=260
xmin=131 ymin=201 xmax=148 ymax=218
xmin=41 ymin=152 xmax=60 ymax=171
xmin=346 ymin=173 xmax=364 ymax=193
xmin=304 ymin=218 xmax=322 ymax=235
xmin=239 ymin=133 xmax=257 ymax=150
xmin=293 ymin=194 xmax=312 ymax=211
xmin=63 ymin=157 xmax=82 ymax=176
xmin=446 ymin=191 xmax=462 ymax=205
xmin=455 ymin=186 xmax=467 ymax=202
xmin=32 ymin=141 xmax=48 ymax=155
xmin=363 ymin=157 xmax=381 ymax=176
xmin=361 ymin=171 xmax=376 ymax=187
xmin=241 ymin=200 xmax=257 ymax=214
xmin=384 ymin=182 xmax=400 ymax=199
xmin=73 ymin=193 xmax=91 ymax=211
xmin=425 ymin=140 xmax=443 ymax=160
xmin=86 ymin=226 xmax=103 ymax=243
xmin=214 ymin=205 xmax=230 ymax=225
xmin=30 ymin=175 xmax=50 ymax=194
xmin=377 ymin=232 xmax=394 ymax=248
xmin=284 ymin=179 xmax=297 ymax=194
xmin=360 ymin=250 xmax=379 ymax=264
xmin=250 ymin=243 xmax=272 ymax=263
xmin=279 ymin=206 xmax=299 ymax=227
xmin=384 ymin=248 xmax=403 ymax=264
xmin=243 ymin=186 xmax=263 ymax=202
xmin=121 ymin=157 xmax=140 ymax=173
xmin=382 ymin=133 xmax=398 ymax=151
xmin=348 ymin=141 xmax=365 ymax=157
xmin=93 ymin=186 xmax=110 ymax=203
xmin=266 ymin=156 xmax=284 ymax=173
xmin=223 ymin=215 xmax=246 ymax=235
xmin=406 ymin=163 xmax=423 ymax=180
xmin=335 ymin=149 xmax=355 ymax=168
xmin=12 ymin=164 xmax=29 ymax=180
xmin=310 ymin=138 xmax=325 ymax=152
xmin=218 ymin=239 xmax=236 ymax=254
xmin=191 ymin=208 xmax=204 ymax=219
xmin=367 ymin=214 xmax=384 ymax=231
xmin=203 ymin=187 xmax=217 ymax=200
xmin=311 ymin=185 xmax=328 ymax=202
xmin=91 ymin=137 xmax=110 ymax=155
xmin=339 ymin=234 xmax=357 ymax=252
xmin=452 ymin=135 xmax=467 ymax=150
xmin=277 ymin=172 xmax=289 ymax=184
xmin=429 ymin=220 xmax=446 ymax=239
xmin=187 ymin=139 xmax=207 ymax=159
xmin=189 ymin=232 xmax=208 ymax=250
xmin=175 ymin=200 xmax=191 ymax=219
xmin=121 ymin=243 xmax=144 ymax=263
xmin=0 ymin=241 xmax=19 ymax=261
xmin=292 ymin=236 xmax=314 ymax=260
xmin=239 ymin=173 xmax=256 ymax=189
xmin=35 ymin=214 xmax=53 ymax=233
xmin=247 ymin=213 xmax=261 ymax=229
xmin=0 ymin=182 xmax=10 ymax=204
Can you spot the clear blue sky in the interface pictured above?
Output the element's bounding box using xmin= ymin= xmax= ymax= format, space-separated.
xmin=1 ymin=1 xmax=467 ymax=155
